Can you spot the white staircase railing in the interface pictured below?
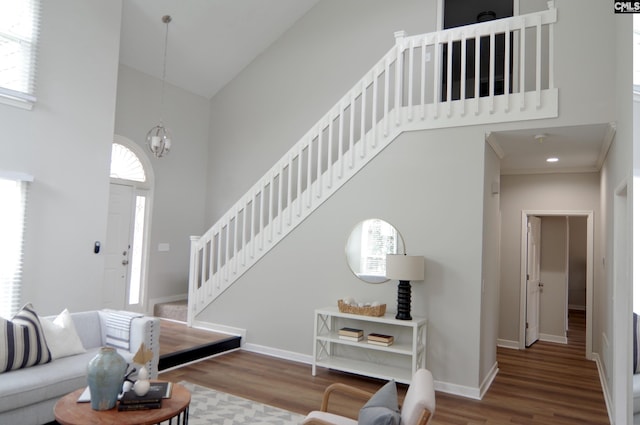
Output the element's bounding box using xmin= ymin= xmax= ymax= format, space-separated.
xmin=188 ymin=4 xmax=558 ymax=320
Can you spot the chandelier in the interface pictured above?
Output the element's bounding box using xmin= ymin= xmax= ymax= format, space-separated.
xmin=146 ymin=15 xmax=173 ymax=158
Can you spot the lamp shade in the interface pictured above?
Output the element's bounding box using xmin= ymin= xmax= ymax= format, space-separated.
xmin=385 ymin=255 xmax=424 ymax=281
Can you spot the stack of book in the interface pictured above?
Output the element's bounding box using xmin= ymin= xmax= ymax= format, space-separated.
xmin=338 ymin=327 xmax=364 ymax=342
xmin=117 ymin=381 xmax=172 ymax=411
xmin=367 ymin=333 xmax=394 ymax=346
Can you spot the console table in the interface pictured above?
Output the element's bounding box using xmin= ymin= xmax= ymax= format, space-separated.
xmin=53 ymin=382 xmax=190 ymax=425
xmin=313 ymin=307 xmax=427 ymax=384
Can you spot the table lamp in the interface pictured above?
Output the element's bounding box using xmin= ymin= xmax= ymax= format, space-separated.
xmin=386 ymin=254 xmax=424 ymax=320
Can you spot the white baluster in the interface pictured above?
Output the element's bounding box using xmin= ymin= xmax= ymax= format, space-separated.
xmin=420 ymin=37 xmax=427 ymax=120
xmin=504 ymin=21 xmax=511 ymax=113
xmin=536 ymin=15 xmax=542 ymax=108
xmin=349 ymin=92 xmax=355 ymax=169
xmin=520 ymin=17 xmax=526 ymax=110
xmin=338 ymin=106 xmax=344 ymax=179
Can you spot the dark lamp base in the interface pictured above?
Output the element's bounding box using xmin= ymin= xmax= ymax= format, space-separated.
xmin=395 ymin=280 xmax=412 ymax=320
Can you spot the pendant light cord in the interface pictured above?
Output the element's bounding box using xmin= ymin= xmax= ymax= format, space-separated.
xmin=160 ymin=15 xmax=171 ymax=126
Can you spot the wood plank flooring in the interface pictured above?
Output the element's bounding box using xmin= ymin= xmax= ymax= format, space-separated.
xmin=158 ymin=319 xmax=231 ymax=356
xmin=158 ymin=310 xmax=610 ymax=424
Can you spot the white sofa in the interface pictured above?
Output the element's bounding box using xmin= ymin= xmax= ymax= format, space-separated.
xmin=0 ymin=309 xmax=160 ymax=425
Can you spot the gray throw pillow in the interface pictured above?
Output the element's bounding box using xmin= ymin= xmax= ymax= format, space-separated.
xmin=358 ymin=380 xmax=400 ymax=425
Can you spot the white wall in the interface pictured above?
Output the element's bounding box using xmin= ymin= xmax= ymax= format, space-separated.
xmin=206 ymin=0 xmax=435 ymax=222
xmin=499 ymin=173 xmax=600 ymax=345
xmin=480 ymin=143 xmax=501 ymax=387
xmin=0 ymin=0 xmax=123 ymax=315
xmin=197 ymin=0 xmax=625 ymax=396
xmin=199 ymin=127 xmax=488 ymax=392
xmin=114 ymin=65 xmax=210 ymax=305
xmin=602 ymin=9 xmax=633 ymax=423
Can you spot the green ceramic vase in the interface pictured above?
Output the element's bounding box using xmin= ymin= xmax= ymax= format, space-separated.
xmin=87 ymin=346 xmax=127 ymax=410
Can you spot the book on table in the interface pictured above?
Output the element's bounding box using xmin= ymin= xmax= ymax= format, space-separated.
xmin=77 ymin=381 xmax=173 ymax=404
xmin=367 ymin=339 xmax=394 ymax=346
xmin=338 ymin=327 xmax=363 ymax=338
xmin=338 ymin=334 xmax=364 ymax=342
xmin=367 ymin=333 xmax=394 ymax=344
xmin=119 ymin=381 xmax=173 ymax=405
xmin=117 ymin=400 xmax=162 ymax=411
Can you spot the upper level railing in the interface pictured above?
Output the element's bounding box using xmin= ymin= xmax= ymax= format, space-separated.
xmin=188 ymin=4 xmax=558 ymax=320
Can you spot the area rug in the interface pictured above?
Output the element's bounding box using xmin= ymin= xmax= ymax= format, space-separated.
xmin=180 ymin=381 xmax=305 ymax=425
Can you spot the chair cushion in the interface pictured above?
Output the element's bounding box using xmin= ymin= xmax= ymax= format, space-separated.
xmin=401 ymin=369 xmax=436 ymax=425
xmin=358 ymin=380 xmax=400 ymax=425
xmin=0 ymin=303 xmax=51 ymax=373
xmin=304 ymin=410 xmax=358 ymax=425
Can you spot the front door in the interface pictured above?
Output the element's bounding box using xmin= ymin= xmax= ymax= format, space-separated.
xmin=525 ymin=216 xmax=542 ymax=347
xmin=103 ymin=183 xmax=133 ymax=310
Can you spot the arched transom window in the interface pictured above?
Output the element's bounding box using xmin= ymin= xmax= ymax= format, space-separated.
xmin=110 ymin=143 xmax=146 ymax=182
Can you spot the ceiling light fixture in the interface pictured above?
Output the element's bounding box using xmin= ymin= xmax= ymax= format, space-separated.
xmin=146 ymin=15 xmax=173 ymax=159
xmin=534 ymin=134 xmax=547 ymax=143
xmin=546 ymin=157 xmax=559 ymax=163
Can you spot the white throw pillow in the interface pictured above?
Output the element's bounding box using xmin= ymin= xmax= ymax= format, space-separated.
xmin=41 ymin=309 xmax=86 ymax=360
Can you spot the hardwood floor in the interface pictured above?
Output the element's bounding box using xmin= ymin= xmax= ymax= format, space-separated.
xmin=158 ymin=319 xmax=231 ymax=356
xmin=158 ymin=310 xmax=609 ymax=424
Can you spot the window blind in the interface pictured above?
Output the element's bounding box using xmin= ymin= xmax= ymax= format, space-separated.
xmin=0 ymin=0 xmax=41 ymax=108
xmin=0 ymin=176 xmax=31 ymax=319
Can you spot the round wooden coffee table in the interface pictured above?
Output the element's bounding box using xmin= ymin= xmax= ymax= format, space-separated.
xmin=54 ymin=382 xmax=190 ymax=425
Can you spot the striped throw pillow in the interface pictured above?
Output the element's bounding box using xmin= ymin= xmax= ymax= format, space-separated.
xmin=0 ymin=303 xmax=52 ymax=373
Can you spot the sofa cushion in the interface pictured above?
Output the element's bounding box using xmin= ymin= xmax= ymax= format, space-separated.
xmin=0 ymin=346 xmax=98 ymax=413
xmin=0 ymin=304 xmax=51 ymax=373
xmin=41 ymin=309 xmax=86 ymax=360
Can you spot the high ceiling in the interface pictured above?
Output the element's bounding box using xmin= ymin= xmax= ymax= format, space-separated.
xmin=119 ymin=0 xmax=321 ymax=100
xmin=118 ymin=1 xmax=613 ymax=175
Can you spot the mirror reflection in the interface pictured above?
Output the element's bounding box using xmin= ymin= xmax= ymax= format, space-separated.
xmin=345 ymin=218 xmax=405 ymax=283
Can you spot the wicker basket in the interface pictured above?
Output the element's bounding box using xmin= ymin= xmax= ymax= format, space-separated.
xmin=337 ymin=300 xmax=386 ymax=317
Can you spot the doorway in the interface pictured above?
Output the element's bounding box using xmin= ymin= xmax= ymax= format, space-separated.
xmin=103 ymin=136 xmax=154 ymax=313
xmin=520 ymin=210 xmax=593 ymax=358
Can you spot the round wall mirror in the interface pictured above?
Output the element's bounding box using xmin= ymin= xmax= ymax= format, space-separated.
xmin=345 ymin=218 xmax=405 ymax=283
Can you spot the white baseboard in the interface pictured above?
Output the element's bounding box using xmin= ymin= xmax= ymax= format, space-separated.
xmin=592 ymin=353 xmax=614 ymax=425
xmin=434 ymin=380 xmax=483 ymax=400
xmin=497 ymin=339 xmax=520 ymax=349
xmin=539 ymin=333 xmax=568 ymax=344
xmin=569 ymin=304 xmax=586 ymax=311
xmin=479 ymin=362 xmax=499 ymax=399
xmin=242 ymin=343 xmax=312 ymax=365
xmin=240 ymin=342 xmax=489 ymax=400
xmin=187 ymin=318 xmax=497 ymax=401
xmin=190 ymin=320 xmax=247 ymax=341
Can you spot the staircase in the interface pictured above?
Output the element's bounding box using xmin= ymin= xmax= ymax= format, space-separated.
xmin=188 ymin=5 xmax=558 ymax=321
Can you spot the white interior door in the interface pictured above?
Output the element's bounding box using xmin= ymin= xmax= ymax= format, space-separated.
xmin=103 ymin=184 xmax=133 ymax=310
xmin=526 ymin=216 xmax=542 ymax=347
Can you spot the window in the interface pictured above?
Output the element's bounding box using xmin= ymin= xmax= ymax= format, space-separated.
xmin=0 ymin=0 xmax=41 ymax=108
xmin=0 ymin=175 xmax=31 ymax=319
xmin=110 ymin=143 xmax=146 ymax=182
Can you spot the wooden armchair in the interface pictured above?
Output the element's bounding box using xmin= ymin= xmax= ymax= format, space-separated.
xmin=303 ymin=369 xmax=436 ymax=425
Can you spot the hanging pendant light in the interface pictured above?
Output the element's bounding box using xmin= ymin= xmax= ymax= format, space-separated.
xmin=146 ymin=15 xmax=173 ymax=158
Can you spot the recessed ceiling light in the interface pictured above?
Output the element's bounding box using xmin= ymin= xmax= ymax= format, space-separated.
xmin=546 ymin=157 xmax=559 ymax=163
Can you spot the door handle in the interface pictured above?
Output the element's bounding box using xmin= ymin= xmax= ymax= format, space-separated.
xmin=122 ymin=259 xmax=129 ymax=266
